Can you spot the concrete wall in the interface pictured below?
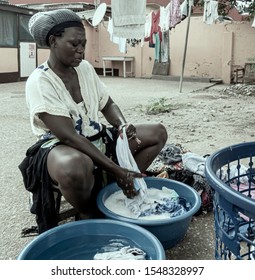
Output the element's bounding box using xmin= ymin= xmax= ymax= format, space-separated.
xmin=169 ymin=16 xmax=255 ymax=83
xmin=1 ymin=16 xmax=254 ymax=84
xmin=37 ymin=49 xmax=50 ymax=65
xmin=0 ymin=49 xmax=18 ymax=72
xmin=83 ymin=16 xmax=255 ymax=84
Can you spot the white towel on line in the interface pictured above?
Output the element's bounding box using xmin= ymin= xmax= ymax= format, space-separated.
xmin=111 ymin=0 xmax=146 ymax=39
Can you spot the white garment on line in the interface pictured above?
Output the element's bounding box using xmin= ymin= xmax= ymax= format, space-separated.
xmin=144 ymin=11 xmax=153 ymax=39
xmin=161 ymin=31 xmax=169 ymax=63
xmin=169 ymin=0 xmax=182 ymax=28
xmin=203 ymin=0 xmax=219 ymax=24
xmin=181 ymin=0 xmax=188 ymax=18
xmin=159 ymin=3 xmax=171 ymax=32
xmin=252 ymin=17 xmax=255 ymax=28
xmin=107 ymin=18 xmax=126 ymax=53
xmin=111 ymin=0 xmax=146 ymax=39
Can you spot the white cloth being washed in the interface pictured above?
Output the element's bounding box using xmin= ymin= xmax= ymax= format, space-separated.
xmin=94 ymin=246 xmax=146 ymax=260
xmin=116 ymin=128 xmax=147 ymax=217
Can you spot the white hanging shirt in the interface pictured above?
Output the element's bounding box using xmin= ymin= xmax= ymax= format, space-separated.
xmin=107 ymin=18 xmax=127 ymax=53
xmin=144 ymin=11 xmax=153 ymax=39
xmin=203 ymin=0 xmax=219 ymax=24
xmin=252 ymin=17 xmax=255 ymax=28
xmin=159 ymin=3 xmax=171 ymax=32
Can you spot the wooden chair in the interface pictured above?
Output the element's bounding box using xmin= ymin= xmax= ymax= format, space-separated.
xmin=243 ymin=63 xmax=255 ymax=84
xmin=233 ymin=66 xmax=245 ymax=84
xmin=233 ymin=63 xmax=255 ymax=84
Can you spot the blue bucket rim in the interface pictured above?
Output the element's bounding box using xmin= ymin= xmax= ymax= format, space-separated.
xmin=205 ymin=141 xmax=255 ymax=213
xmin=17 ymin=219 xmax=166 ymax=260
xmin=97 ymin=177 xmax=201 ymax=226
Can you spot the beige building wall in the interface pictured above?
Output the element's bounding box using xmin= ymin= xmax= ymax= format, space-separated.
xmin=83 ymin=16 xmax=255 ymax=84
xmin=1 ymin=16 xmax=255 ymax=84
xmin=37 ymin=49 xmax=51 ymax=65
xmin=0 ymin=49 xmax=18 ymax=72
xmin=169 ymin=17 xmax=255 ymax=83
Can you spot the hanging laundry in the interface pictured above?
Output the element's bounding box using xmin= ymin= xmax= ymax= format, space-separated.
xmin=203 ymin=0 xmax=219 ymax=24
xmin=180 ymin=0 xmax=188 ymax=20
xmin=144 ymin=11 xmax=153 ymax=41
xmin=107 ymin=18 xmax=127 ymax=53
xmin=111 ymin=0 xmax=146 ymax=39
xmin=154 ymin=32 xmax=161 ymax=61
xmin=161 ymin=31 xmax=169 ymax=63
xmin=127 ymin=38 xmax=141 ymax=48
xmin=150 ymin=9 xmax=162 ymax=44
xmin=159 ymin=3 xmax=171 ymax=32
xmin=149 ymin=9 xmax=162 ymax=61
xmin=252 ymin=17 xmax=255 ymax=28
xmin=169 ymin=0 xmax=182 ymax=29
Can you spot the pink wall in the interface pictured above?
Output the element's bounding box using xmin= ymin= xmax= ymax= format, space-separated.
xmin=1 ymin=3 xmax=255 ymax=84
xmin=10 ymin=0 xmax=169 ymax=7
xmin=0 ymin=49 xmax=18 ymax=72
xmin=82 ymin=15 xmax=255 ymax=84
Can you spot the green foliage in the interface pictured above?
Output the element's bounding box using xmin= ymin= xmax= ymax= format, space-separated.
xmin=193 ymin=0 xmax=255 ymax=16
xmin=145 ymin=97 xmax=176 ymax=115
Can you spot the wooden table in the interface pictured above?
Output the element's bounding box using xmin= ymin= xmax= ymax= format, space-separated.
xmin=102 ymin=56 xmax=134 ymax=78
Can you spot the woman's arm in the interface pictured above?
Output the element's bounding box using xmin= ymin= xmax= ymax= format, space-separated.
xmin=39 ymin=112 xmax=141 ymax=198
xmin=40 ymin=113 xmax=119 ymax=172
xmin=101 ymin=97 xmax=127 ymax=129
xmin=101 ymin=97 xmax=138 ymax=140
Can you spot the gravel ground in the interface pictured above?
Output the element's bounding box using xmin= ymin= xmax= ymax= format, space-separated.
xmin=2 ymin=76 xmax=253 ymax=260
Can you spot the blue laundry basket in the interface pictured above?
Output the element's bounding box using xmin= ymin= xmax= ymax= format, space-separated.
xmin=205 ymin=142 xmax=255 ymax=260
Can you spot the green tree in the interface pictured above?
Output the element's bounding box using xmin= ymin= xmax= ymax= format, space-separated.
xmin=193 ymin=0 xmax=255 ymax=17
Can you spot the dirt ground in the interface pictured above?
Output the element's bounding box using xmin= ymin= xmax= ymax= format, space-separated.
xmin=117 ymin=80 xmax=255 ymax=157
xmin=0 ymin=77 xmax=254 ymax=260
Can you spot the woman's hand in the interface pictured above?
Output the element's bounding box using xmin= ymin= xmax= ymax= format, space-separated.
xmin=115 ymin=168 xmax=143 ymax=198
xmin=118 ymin=124 xmax=141 ymax=144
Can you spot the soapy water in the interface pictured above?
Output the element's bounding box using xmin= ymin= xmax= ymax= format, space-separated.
xmin=33 ymin=235 xmax=148 ymax=260
xmin=104 ymin=187 xmax=191 ymax=220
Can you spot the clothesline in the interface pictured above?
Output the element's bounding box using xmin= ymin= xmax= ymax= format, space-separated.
xmin=108 ymin=0 xmax=188 ymax=54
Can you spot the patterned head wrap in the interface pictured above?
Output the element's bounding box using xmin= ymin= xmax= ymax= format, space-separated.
xmin=28 ymin=9 xmax=84 ymax=47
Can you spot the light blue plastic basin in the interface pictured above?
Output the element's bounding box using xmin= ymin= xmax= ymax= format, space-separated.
xmin=17 ymin=219 xmax=165 ymax=260
xmin=97 ymin=177 xmax=201 ymax=249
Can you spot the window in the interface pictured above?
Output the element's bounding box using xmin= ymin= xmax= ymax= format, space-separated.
xmin=19 ymin=14 xmax=33 ymax=42
xmin=0 ymin=11 xmax=17 ymax=47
